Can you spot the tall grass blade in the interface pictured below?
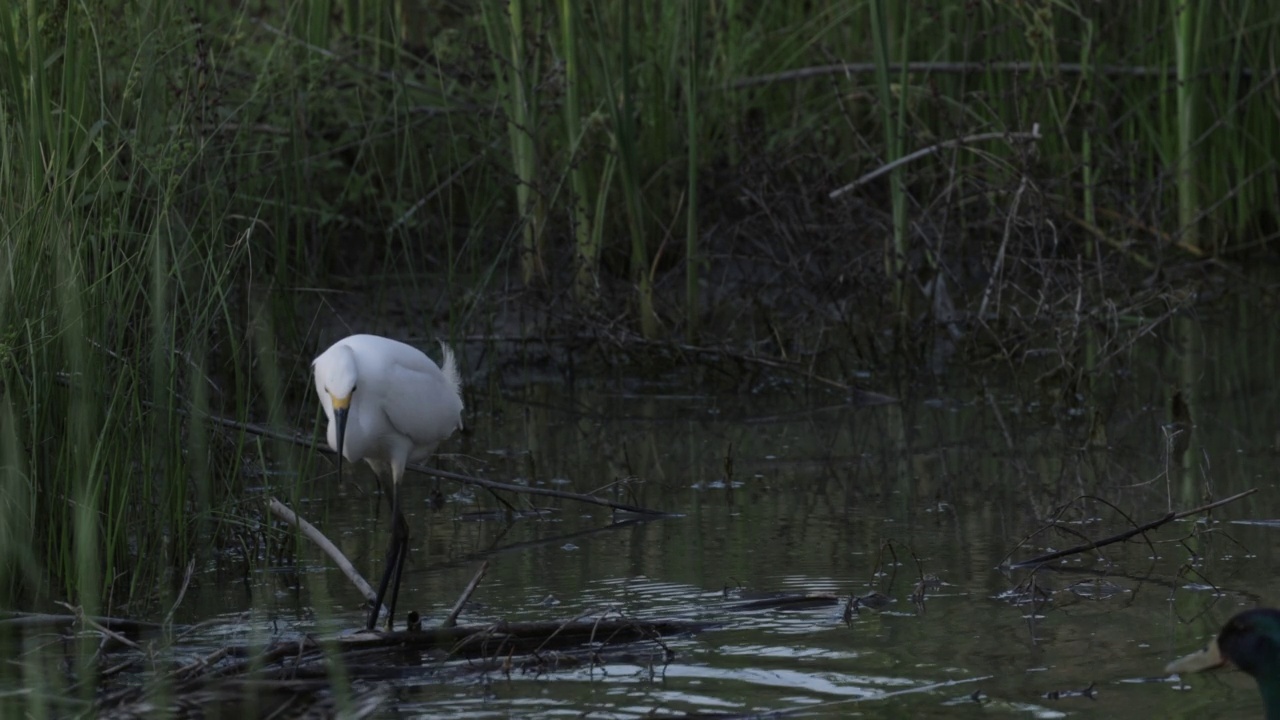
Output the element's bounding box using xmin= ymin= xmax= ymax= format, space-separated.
xmin=482 ymin=0 xmax=544 ymax=284
xmin=1173 ymin=0 xmax=1200 ymax=251
xmin=589 ymin=0 xmax=657 ymax=336
xmin=685 ymin=0 xmax=702 ymax=340
xmin=559 ymin=0 xmax=597 ymax=302
xmin=869 ymin=0 xmax=907 ymax=309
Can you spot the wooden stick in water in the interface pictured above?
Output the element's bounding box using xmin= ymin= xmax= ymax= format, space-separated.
xmin=442 ymin=561 xmax=489 ymax=628
xmin=267 ymin=497 xmax=384 ymax=614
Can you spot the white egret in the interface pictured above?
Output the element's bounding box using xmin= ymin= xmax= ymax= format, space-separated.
xmin=312 ymin=334 xmax=464 ymax=631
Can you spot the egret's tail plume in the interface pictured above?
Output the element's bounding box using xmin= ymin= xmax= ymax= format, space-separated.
xmin=438 ymin=341 xmax=463 ymax=405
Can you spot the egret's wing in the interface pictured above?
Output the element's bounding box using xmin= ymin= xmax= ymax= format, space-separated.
xmin=378 ymin=355 xmax=464 ymax=448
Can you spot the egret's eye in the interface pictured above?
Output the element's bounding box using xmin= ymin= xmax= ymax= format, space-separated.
xmin=352 ymin=384 xmax=358 ymax=393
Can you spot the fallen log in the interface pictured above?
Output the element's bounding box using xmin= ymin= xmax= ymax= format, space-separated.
xmin=338 ymin=617 xmax=717 ymax=659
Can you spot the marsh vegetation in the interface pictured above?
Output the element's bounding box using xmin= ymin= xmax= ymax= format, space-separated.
xmin=2 ymin=1 xmax=1279 ymax=716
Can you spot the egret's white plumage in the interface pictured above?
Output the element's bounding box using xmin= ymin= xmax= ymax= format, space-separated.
xmin=312 ymin=333 xmax=463 ymax=631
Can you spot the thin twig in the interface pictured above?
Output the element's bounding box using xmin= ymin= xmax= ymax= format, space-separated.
xmin=976 ymin=174 xmax=1030 ymax=320
xmin=984 ymin=385 xmax=1014 ymax=451
xmin=196 ymin=412 xmax=673 ymax=516
xmin=250 ymin=19 xmax=452 ymax=99
xmin=1004 ymin=488 xmax=1256 ymax=570
xmin=729 ymin=60 xmax=1251 ymax=89
xmin=163 ymin=558 xmax=196 ymax=629
xmin=56 ymin=602 xmax=141 ymax=651
xmin=170 ymin=646 xmax=234 ymax=682
xmin=600 ymin=333 xmax=892 ymax=399
xmin=0 ymin=613 xmax=161 ymax=633
xmin=829 ymin=124 xmax=1042 ymax=199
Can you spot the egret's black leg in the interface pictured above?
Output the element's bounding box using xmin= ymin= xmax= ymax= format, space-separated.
xmin=368 ymin=484 xmax=406 ymax=631
xmin=368 ymin=536 xmax=401 ymax=630
xmin=371 ymin=472 xmax=388 ymax=520
xmin=384 ymin=509 xmax=409 ymax=631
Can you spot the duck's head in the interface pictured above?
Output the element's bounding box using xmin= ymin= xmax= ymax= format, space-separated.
xmin=1169 ymin=609 xmax=1280 ymax=677
xmin=1168 ymin=608 xmax=1280 ymax=717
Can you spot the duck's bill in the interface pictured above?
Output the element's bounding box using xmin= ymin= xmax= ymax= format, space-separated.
xmin=1166 ymin=637 xmax=1227 ymax=674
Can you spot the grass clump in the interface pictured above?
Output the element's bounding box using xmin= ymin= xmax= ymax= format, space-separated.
xmin=0 ymin=3 xmax=280 ymax=618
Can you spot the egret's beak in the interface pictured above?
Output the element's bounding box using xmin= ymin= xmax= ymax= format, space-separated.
xmin=1166 ymin=636 xmax=1227 ymax=675
xmin=331 ymin=394 xmax=351 ymax=484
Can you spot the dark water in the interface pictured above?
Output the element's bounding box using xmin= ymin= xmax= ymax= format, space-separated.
xmin=16 ymin=305 xmax=1280 ymax=717
xmin=169 ymin=308 xmax=1276 ymax=718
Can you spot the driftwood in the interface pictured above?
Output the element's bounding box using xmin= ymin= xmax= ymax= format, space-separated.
xmin=89 ymin=614 xmax=710 ymax=718
xmin=338 ymin=617 xmax=715 ymax=659
xmin=727 ymin=591 xmax=892 ymax=613
xmin=269 ymin=500 xmax=715 ymax=662
xmin=267 ymin=497 xmax=382 ymax=609
xmin=268 ymin=496 xmax=494 ymax=630
xmin=729 ymin=593 xmax=844 ymax=612
xmin=441 ymin=560 xmax=488 ymax=628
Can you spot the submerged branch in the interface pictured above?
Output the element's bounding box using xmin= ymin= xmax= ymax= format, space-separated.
xmin=1003 ymin=488 xmax=1256 ymax=570
xmin=198 ymin=412 xmax=674 ymax=517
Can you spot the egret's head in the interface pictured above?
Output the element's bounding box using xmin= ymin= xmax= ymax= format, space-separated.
xmin=314 ymin=345 xmax=359 ymax=482
xmin=329 ymin=388 xmax=352 ymax=465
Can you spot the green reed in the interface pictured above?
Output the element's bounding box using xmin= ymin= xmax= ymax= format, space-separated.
xmin=558 ymin=0 xmax=597 ymax=302
xmin=685 ymin=0 xmax=703 ymax=340
xmin=482 ymin=0 xmax=545 ymax=284
xmin=1173 ymin=0 xmax=1199 ymax=251
xmin=869 ymin=0 xmax=907 ymax=309
xmin=0 ymin=1 xmax=256 ymax=616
